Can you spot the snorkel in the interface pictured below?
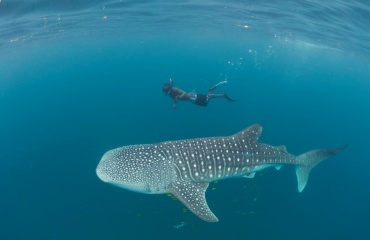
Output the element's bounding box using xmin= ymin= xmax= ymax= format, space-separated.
xmin=163 ymin=78 xmax=173 ymax=96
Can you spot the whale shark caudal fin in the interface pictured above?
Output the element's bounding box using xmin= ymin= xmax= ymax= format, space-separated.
xmin=295 ymin=145 xmax=347 ymax=192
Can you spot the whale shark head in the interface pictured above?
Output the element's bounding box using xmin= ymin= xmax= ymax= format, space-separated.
xmin=96 ymin=147 xmax=147 ymax=193
xmin=96 ymin=144 xmax=174 ymax=194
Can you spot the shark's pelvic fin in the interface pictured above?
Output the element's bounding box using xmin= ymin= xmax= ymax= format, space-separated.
xmin=170 ymin=181 xmax=218 ymax=222
xmin=274 ymin=165 xmax=283 ymax=170
xmin=244 ymin=172 xmax=256 ymax=178
xmin=295 ymin=145 xmax=347 ymax=192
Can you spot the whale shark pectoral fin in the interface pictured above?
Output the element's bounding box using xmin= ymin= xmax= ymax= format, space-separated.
xmin=170 ymin=181 xmax=219 ymax=222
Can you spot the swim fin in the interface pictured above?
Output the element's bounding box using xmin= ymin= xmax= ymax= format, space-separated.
xmin=224 ymin=93 xmax=236 ymax=102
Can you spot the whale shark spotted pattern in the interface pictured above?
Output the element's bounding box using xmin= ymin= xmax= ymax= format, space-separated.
xmin=96 ymin=124 xmax=345 ymax=222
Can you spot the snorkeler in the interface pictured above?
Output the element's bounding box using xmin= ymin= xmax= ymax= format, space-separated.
xmin=162 ymin=78 xmax=236 ymax=108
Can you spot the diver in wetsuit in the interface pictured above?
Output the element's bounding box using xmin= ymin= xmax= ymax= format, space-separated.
xmin=162 ymin=78 xmax=236 ymax=108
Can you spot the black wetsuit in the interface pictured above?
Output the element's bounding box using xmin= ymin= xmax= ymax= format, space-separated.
xmin=194 ymin=94 xmax=208 ymax=106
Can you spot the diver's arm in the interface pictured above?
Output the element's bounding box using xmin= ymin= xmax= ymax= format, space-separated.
xmin=176 ymin=91 xmax=187 ymax=100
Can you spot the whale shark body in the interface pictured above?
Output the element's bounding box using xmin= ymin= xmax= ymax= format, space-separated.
xmin=96 ymin=124 xmax=345 ymax=222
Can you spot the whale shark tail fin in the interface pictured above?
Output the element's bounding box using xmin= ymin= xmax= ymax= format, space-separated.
xmin=295 ymin=145 xmax=347 ymax=192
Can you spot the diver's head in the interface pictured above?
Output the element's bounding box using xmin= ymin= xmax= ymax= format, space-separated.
xmin=162 ymin=83 xmax=171 ymax=95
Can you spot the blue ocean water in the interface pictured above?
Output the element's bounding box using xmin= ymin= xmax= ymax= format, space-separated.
xmin=1 ymin=0 xmax=370 ymax=239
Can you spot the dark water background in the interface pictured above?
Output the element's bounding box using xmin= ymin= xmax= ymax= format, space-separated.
xmin=1 ymin=0 xmax=369 ymax=239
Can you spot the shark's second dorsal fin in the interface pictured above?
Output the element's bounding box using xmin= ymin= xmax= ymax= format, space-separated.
xmin=277 ymin=145 xmax=288 ymax=153
xmin=233 ymin=124 xmax=262 ymax=143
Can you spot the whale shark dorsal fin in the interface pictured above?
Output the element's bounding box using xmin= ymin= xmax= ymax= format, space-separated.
xmin=170 ymin=181 xmax=218 ymax=222
xmin=234 ymin=124 xmax=262 ymax=143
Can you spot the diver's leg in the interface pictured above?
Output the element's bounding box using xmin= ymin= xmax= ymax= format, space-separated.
xmin=208 ymin=93 xmax=225 ymax=99
xmin=208 ymin=93 xmax=236 ymax=101
xmin=223 ymin=93 xmax=236 ymax=101
xmin=208 ymin=81 xmax=228 ymax=94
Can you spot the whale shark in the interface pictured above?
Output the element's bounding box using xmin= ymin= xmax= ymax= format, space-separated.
xmin=96 ymin=124 xmax=345 ymax=222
